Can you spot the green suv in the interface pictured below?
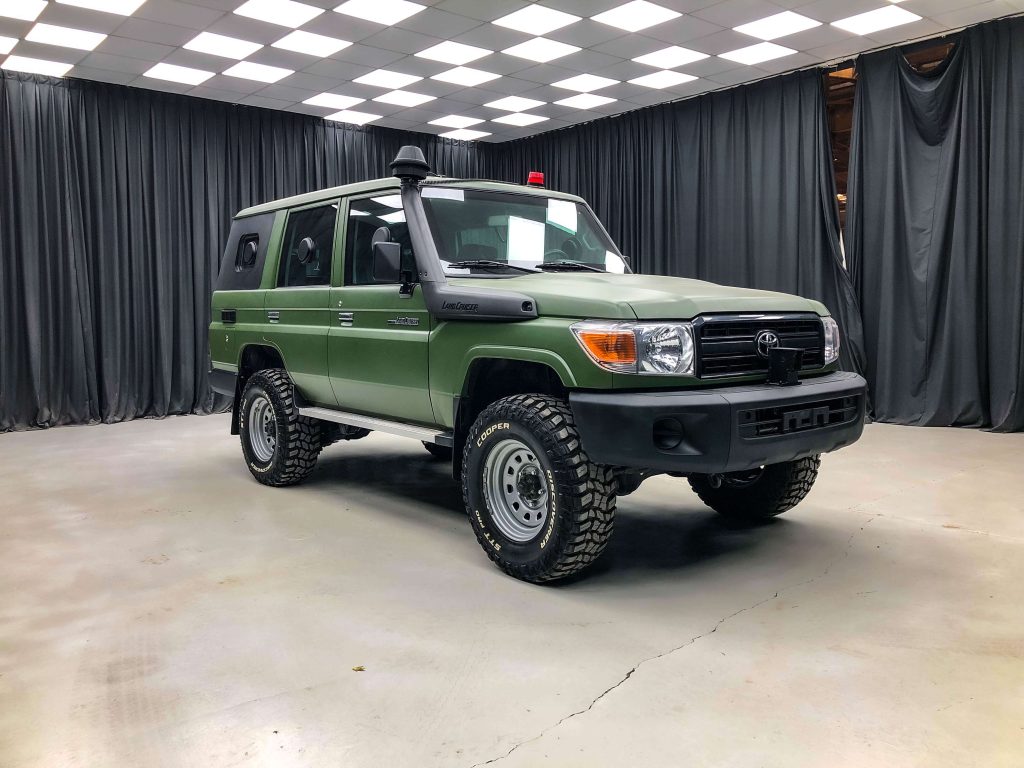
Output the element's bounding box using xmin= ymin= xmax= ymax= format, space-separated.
xmin=209 ymin=146 xmax=866 ymax=583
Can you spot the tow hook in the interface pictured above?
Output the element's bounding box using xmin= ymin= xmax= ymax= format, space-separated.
xmin=708 ymin=474 xmax=724 ymax=489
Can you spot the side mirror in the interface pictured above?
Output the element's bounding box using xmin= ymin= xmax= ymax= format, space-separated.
xmin=296 ymin=237 xmax=316 ymax=264
xmin=373 ymin=241 xmax=402 ymax=284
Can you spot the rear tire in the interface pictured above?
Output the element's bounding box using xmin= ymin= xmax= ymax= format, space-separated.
xmin=239 ymin=369 xmax=321 ymax=487
xmin=688 ymin=455 xmax=820 ymax=523
xmin=423 ymin=441 xmax=453 ymax=461
xmin=462 ymin=394 xmax=615 ymax=583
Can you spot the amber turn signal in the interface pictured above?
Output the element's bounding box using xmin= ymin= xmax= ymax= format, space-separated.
xmin=575 ymin=329 xmax=637 ymax=365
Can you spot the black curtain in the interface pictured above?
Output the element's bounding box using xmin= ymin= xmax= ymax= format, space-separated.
xmin=0 ymin=71 xmax=482 ymax=430
xmin=845 ymin=17 xmax=1024 ymax=431
xmin=482 ymin=69 xmax=866 ymax=375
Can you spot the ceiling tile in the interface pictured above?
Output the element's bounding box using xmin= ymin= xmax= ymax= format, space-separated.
xmin=551 ymin=47 xmax=622 ymax=73
xmin=798 ymin=0 xmax=883 ymax=24
xmin=359 ymin=25 xmax=442 ymax=54
xmin=690 ymin=0 xmax=788 ymax=28
xmin=930 ymin=0 xmax=1018 ymax=25
xmin=38 ymin=4 xmax=127 ymax=33
xmin=203 ymin=14 xmax=288 ymax=44
xmin=329 ymin=41 xmax=407 ymax=67
xmin=433 ymin=0 xmax=525 ymax=22
xmin=110 ymin=17 xmax=200 ymax=46
xmin=639 ymin=14 xmax=724 ymax=44
xmin=591 ymin=32 xmax=668 ymax=58
xmin=8 ymin=39 xmax=90 ymax=63
xmin=255 ymin=82 xmax=318 ymax=101
xmin=299 ymin=12 xmax=382 ymax=42
xmin=450 ymin=23 xmax=528 ymax=51
xmin=79 ymin=50 xmax=154 ymax=74
xmin=686 ymin=27 xmax=762 ymax=54
xmin=394 ymin=6 xmax=482 ymax=36
xmin=95 ymin=35 xmax=175 ymax=61
xmin=240 ymin=92 xmax=294 ymax=109
xmin=135 ymin=0 xmax=225 ymax=31
xmin=546 ymin=19 xmax=628 ymax=48
xmin=200 ymin=72 xmax=267 ymax=93
xmin=69 ymin=64 xmax=138 ymax=83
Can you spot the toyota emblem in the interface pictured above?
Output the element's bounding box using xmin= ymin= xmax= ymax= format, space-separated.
xmin=754 ymin=330 xmax=780 ymax=359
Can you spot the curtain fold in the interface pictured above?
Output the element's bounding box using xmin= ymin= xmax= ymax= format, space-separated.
xmin=845 ymin=17 xmax=1024 ymax=431
xmin=0 ymin=72 xmax=483 ymax=430
xmin=482 ymin=69 xmax=866 ymax=376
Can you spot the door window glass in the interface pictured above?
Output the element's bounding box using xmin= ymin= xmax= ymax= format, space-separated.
xmin=277 ymin=203 xmax=337 ymax=287
xmin=345 ymin=196 xmax=415 ymax=285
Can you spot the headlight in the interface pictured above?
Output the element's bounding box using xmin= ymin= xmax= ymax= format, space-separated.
xmin=822 ymin=316 xmax=841 ymax=364
xmin=571 ymin=321 xmax=695 ymax=376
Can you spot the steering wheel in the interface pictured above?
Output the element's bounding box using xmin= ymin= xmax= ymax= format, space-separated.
xmin=543 ymin=248 xmax=568 ymax=261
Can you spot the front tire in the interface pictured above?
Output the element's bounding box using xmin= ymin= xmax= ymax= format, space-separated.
xmin=238 ymin=369 xmax=321 ymax=487
xmin=462 ymin=394 xmax=615 ymax=583
xmin=688 ymin=455 xmax=821 ymax=523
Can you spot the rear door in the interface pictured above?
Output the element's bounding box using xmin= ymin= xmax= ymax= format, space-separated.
xmin=327 ymin=193 xmax=434 ymax=425
xmin=263 ymin=200 xmax=340 ymax=407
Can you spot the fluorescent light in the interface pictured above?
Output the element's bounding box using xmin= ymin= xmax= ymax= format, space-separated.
xmin=551 ymin=74 xmax=618 ymax=92
xmin=325 ymin=109 xmax=381 ymax=125
xmin=491 ymin=112 xmax=548 ymax=127
xmin=832 ymin=6 xmax=921 ymax=35
xmin=554 ymin=93 xmax=616 ymax=109
xmin=628 ymin=70 xmax=696 ymax=88
xmin=144 ymin=62 xmax=214 ymax=85
xmin=484 ymin=95 xmax=545 ymax=112
xmin=415 ymin=41 xmax=490 ymax=65
xmin=1 ymin=0 xmax=46 ymax=21
xmin=735 ymin=11 xmax=820 ymax=40
xmin=380 ymin=210 xmax=406 ymax=224
xmin=493 ymin=5 xmax=579 ymax=35
xmin=185 ymin=32 xmax=262 ymax=60
xmin=303 ymin=92 xmax=363 ymax=109
xmin=27 ymin=23 xmax=106 ymax=51
xmin=273 ymin=30 xmax=350 ymax=57
xmin=372 ymin=89 xmax=434 ymax=107
xmin=235 ymin=0 xmax=323 ymax=27
xmin=350 ymin=209 xmax=370 ymax=216
xmin=502 ymin=37 xmax=579 ymax=64
xmin=431 ymin=66 xmax=499 ymax=87
xmin=223 ymin=61 xmax=293 ymax=83
xmin=334 ymin=0 xmax=424 ymax=25
xmin=429 ymin=114 xmax=483 ymax=128
xmin=440 ymin=128 xmax=490 ymax=140
xmin=371 ymin=195 xmax=402 ymax=207
xmin=592 ymin=1 xmax=680 ymax=33
xmin=719 ymin=41 xmax=795 ymax=65
xmin=1 ymin=55 xmax=73 ymax=76
xmin=0 ymin=36 xmax=16 ymax=55
xmin=632 ymin=46 xmax=707 ymax=68
xmin=354 ymin=68 xmax=420 ymax=88
xmin=56 ymin=0 xmax=146 ymax=14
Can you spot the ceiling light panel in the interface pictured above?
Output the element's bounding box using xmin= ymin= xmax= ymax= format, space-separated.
xmin=326 ymin=108 xmax=380 ymax=124
xmin=429 ymin=114 xmax=482 ymax=128
xmin=144 ymin=62 xmax=213 ymax=85
xmin=431 ymin=66 xmax=499 ymax=87
xmin=235 ymin=0 xmax=323 ymax=28
xmin=56 ymin=0 xmax=146 ymax=14
xmin=493 ymin=5 xmax=580 ymax=36
xmin=303 ymin=92 xmax=363 ymax=109
xmin=273 ymin=31 xmax=351 ymax=57
xmin=334 ymin=0 xmax=424 ymax=26
xmin=555 ymin=93 xmax=616 ymax=109
xmin=832 ymin=6 xmax=921 ymax=35
xmin=502 ymin=37 xmax=580 ymax=64
xmin=373 ymin=89 xmax=434 ymax=106
xmin=27 ymin=23 xmax=106 ymax=50
xmin=440 ymin=128 xmax=489 ymax=140
xmin=734 ymin=11 xmax=821 ymax=41
xmin=1 ymin=55 xmax=73 ymax=76
xmin=629 ymin=70 xmax=696 ymax=88
xmin=415 ymin=41 xmax=490 ymax=65
xmin=592 ymin=1 xmax=680 ymax=33
xmin=0 ymin=36 xmax=15 ymax=55
xmin=2 ymin=0 xmax=47 ymax=21
xmin=632 ymin=46 xmax=708 ymax=68
xmin=223 ymin=61 xmax=293 ymax=82
xmin=491 ymin=112 xmax=547 ymax=126
xmin=484 ymin=95 xmax=545 ymax=112
xmin=552 ymin=74 xmax=618 ymax=92
xmin=354 ymin=68 xmax=421 ymax=88
xmin=719 ymin=41 xmax=796 ymax=65
xmin=185 ymin=32 xmax=262 ymax=60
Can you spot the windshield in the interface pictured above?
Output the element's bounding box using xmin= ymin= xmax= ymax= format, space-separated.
xmin=420 ymin=186 xmax=629 ymax=276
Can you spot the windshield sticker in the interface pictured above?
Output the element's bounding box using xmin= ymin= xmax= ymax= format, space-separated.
xmin=508 ymin=216 xmax=545 ymax=258
xmin=422 ymin=187 xmax=465 ymax=201
xmin=547 ymin=198 xmax=577 ymax=235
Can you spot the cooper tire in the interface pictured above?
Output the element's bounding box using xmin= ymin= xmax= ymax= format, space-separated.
xmin=688 ymin=455 xmax=821 ymax=523
xmin=423 ymin=441 xmax=453 ymax=461
xmin=238 ymin=369 xmax=321 ymax=487
xmin=462 ymin=394 xmax=615 ymax=583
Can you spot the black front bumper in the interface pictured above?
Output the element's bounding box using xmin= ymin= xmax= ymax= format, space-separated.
xmin=569 ymin=371 xmax=866 ymax=474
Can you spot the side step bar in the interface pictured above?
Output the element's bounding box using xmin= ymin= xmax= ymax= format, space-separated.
xmin=298 ymin=406 xmax=454 ymax=447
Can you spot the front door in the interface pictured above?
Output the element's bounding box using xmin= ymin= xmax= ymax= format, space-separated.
xmin=327 ymin=193 xmax=434 ymax=426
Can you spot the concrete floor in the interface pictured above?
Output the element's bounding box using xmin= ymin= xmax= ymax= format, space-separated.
xmin=1 ymin=416 xmax=1022 ymax=768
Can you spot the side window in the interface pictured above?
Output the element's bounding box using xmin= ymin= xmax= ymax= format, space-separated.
xmin=234 ymin=234 xmax=259 ymax=272
xmin=277 ymin=203 xmax=338 ymax=288
xmin=344 ymin=195 xmax=415 ymax=285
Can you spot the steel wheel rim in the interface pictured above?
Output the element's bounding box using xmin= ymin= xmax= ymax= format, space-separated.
xmin=248 ymin=395 xmax=277 ymax=463
xmin=483 ymin=438 xmax=549 ymax=543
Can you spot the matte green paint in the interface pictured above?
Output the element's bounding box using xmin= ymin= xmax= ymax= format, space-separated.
xmin=211 ymin=177 xmax=837 ymax=432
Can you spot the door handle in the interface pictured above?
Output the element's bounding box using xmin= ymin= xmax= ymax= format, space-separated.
xmin=267 ymin=310 xmax=280 ymax=324
xmin=338 ymin=311 xmax=353 ymax=327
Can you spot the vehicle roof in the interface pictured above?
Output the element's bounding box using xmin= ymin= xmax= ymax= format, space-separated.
xmin=235 ymin=176 xmax=586 ymax=218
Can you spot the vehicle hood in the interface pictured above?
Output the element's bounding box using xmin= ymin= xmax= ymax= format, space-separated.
xmin=452 ymin=273 xmax=829 ymax=320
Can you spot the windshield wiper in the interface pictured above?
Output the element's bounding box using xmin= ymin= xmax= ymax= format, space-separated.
xmin=446 ymin=259 xmax=538 ymax=273
xmin=537 ymin=260 xmax=605 ymax=273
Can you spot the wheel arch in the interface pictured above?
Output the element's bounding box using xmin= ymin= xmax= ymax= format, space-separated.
xmin=230 ymin=344 xmax=287 ymax=435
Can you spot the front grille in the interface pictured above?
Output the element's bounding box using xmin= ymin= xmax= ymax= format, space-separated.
xmin=737 ymin=396 xmax=860 ymax=438
xmin=695 ymin=314 xmax=825 ymax=378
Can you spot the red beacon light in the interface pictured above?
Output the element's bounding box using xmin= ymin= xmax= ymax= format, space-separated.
xmin=526 ymin=171 xmax=545 ymax=188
